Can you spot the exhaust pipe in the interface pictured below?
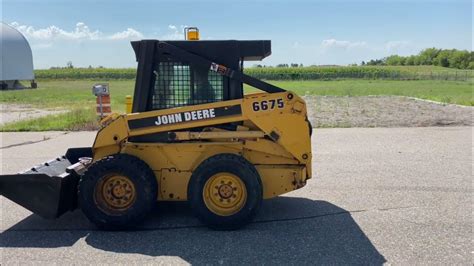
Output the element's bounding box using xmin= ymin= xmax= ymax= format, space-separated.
xmin=0 ymin=147 xmax=92 ymax=219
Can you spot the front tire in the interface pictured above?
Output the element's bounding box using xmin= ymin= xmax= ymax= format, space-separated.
xmin=78 ymin=154 xmax=158 ymax=230
xmin=188 ymin=154 xmax=263 ymax=230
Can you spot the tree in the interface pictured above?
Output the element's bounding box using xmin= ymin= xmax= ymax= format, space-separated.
xmin=66 ymin=61 xmax=74 ymax=69
xmin=413 ymin=55 xmax=422 ymax=65
xmin=386 ymin=55 xmax=402 ymax=66
xmin=365 ymin=48 xmax=473 ymax=69
xmin=418 ymin=48 xmax=440 ymax=65
xmin=399 ymin=57 xmax=406 ymax=65
xmin=468 ymin=61 xmax=474 ymax=70
xmin=405 ymin=56 xmax=415 ymax=65
xmin=434 ymin=50 xmax=451 ymax=67
xmin=366 ymin=59 xmax=384 ymax=66
xmin=448 ymin=50 xmax=470 ymax=69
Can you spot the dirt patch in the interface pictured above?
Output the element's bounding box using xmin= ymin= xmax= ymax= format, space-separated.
xmin=304 ymin=96 xmax=473 ymax=128
xmin=0 ymin=104 xmax=66 ymax=125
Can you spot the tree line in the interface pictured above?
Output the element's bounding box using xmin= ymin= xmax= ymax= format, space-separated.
xmin=363 ymin=48 xmax=473 ymax=69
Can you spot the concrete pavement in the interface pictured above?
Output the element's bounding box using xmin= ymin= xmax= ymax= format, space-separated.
xmin=0 ymin=127 xmax=472 ymax=264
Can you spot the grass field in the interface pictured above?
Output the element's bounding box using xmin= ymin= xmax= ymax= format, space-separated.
xmin=35 ymin=65 xmax=474 ymax=81
xmin=1 ymin=79 xmax=472 ymax=131
xmin=264 ymin=80 xmax=473 ymax=105
xmin=374 ymin=65 xmax=472 ymax=73
xmin=1 ymin=80 xmax=135 ymax=111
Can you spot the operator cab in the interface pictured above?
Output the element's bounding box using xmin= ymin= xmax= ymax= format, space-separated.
xmin=130 ymin=28 xmax=271 ymax=112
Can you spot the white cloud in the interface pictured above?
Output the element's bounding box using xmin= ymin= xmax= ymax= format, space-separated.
xmin=10 ymin=22 xmax=101 ymax=40
xmin=108 ymin=28 xmax=144 ymax=40
xmin=162 ymin=24 xmax=187 ymax=40
xmin=321 ymin=39 xmax=368 ymax=49
xmin=9 ymin=22 xmax=143 ymax=41
xmin=9 ymin=22 xmax=195 ymax=44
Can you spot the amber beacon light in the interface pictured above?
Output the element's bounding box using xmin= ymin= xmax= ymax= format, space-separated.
xmin=184 ymin=27 xmax=200 ymax=40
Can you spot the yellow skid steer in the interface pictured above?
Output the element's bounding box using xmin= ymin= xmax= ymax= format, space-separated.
xmin=0 ymin=31 xmax=312 ymax=230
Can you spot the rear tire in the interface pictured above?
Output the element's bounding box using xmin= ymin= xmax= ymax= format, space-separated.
xmin=188 ymin=154 xmax=263 ymax=230
xmin=78 ymin=154 xmax=157 ymax=230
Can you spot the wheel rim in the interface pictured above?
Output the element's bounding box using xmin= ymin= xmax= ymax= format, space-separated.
xmin=95 ymin=174 xmax=136 ymax=213
xmin=203 ymin=172 xmax=247 ymax=216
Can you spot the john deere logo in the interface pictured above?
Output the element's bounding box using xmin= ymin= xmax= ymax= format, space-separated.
xmin=127 ymin=105 xmax=241 ymax=130
xmin=155 ymin=108 xmax=216 ymax=126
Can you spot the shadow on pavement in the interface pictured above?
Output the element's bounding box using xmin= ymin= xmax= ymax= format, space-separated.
xmin=0 ymin=197 xmax=386 ymax=264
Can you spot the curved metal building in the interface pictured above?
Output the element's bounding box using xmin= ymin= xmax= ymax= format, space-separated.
xmin=0 ymin=22 xmax=36 ymax=89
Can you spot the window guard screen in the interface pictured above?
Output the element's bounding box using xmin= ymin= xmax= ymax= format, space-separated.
xmin=152 ymin=62 xmax=224 ymax=110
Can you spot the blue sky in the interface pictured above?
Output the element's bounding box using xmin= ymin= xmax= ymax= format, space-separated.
xmin=2 ymin=0 xmax=472 ymax=69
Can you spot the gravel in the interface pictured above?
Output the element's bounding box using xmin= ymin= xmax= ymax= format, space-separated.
xmin=304 ymin=96 xmax=473 ymax=128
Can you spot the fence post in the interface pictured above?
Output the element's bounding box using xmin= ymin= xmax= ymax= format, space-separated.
xmin=125 ymin=95 xmax=133 ymax=114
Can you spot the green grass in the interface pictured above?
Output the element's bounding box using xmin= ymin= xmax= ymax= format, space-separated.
xmin=0 ymin=79 xmax=472 ymax=131
xmin=261 ymin=79 xmax=474 ymax=106
xmin=0 ymin=108 xmax=97 ymax=131
xmin=0 ymin=80 xmax=135 ymax=111
xmin=35 ymin=65 xmax=474 ymax=81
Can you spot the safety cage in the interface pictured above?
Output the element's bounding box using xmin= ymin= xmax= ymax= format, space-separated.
xmin=131 ymin=40 xmax=273 ymax=113
xmin=151 ymin=61 xmax=224 ymax=110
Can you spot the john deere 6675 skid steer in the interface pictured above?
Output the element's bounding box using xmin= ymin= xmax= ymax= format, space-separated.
xmin=0 ymin=30 xmax=312 ymax=230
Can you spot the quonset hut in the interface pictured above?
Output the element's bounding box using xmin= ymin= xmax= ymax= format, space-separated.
xmin=0 ymin=22 xmax=36 ymax=89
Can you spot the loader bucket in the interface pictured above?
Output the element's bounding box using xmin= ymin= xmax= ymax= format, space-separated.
xmin=0 ymin=147 xmax=92 ymax=219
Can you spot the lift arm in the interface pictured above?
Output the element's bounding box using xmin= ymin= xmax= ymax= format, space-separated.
xmin=158 ymin=42 xmax=286 ymax=94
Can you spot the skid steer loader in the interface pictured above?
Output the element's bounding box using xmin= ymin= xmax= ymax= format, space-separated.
xmin=0 ymin=31 xmax=312 ymax=230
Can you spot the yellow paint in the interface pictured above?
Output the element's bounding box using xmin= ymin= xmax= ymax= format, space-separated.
xmin=203 ymin=173 xmax=247 ymax=216
xmin=90 ymin=90 xmax=312 ymax=202
xmin=125 ymin=95 xmax=133 ymax=114
xmin=255 ymin=165 xmax=307 ymax=199
xmin=159 ymin=169 xmax=191 ymax=200
xmin=94 ymin=174 xmax=136 ymax=213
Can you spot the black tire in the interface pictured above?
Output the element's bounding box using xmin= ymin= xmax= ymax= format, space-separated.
xmin=78 ymin=154 xmax=158 ymax=230
xmin=307 ymin=120 xmax=313 ymax=137
xmin=304 ymin=115 xmax=313 ymax=137
xmin=188 ymin=153 xmax=263 ymax=230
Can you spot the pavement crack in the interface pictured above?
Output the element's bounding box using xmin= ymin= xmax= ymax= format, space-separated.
xmin=0 ymin=207 xmax=420 ymax=233
xmin=254 ymin=209 xmax=364 ymax=224
xmin=0 ymin=211 xmax=364 ymax=233
xmin=376 ymin=205 xmax=418 ymax=211
xmin=0 ymin=133 xmax=67 ymax=149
